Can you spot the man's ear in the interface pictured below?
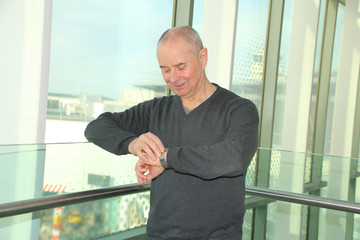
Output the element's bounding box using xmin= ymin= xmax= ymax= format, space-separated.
xmin=199 ymin=48 xmax=208 ymax=68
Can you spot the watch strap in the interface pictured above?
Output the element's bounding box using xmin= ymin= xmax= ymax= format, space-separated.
xmin=160 ymin=148 xmax=169 ymax=169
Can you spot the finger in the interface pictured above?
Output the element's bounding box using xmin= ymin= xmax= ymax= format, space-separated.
xmin=132 ymin=144 xmax=153 ymax=162
xmin=145 ymin=132 xmax=165 ymax=156
xmin=135 ymin=167 xmax=147 ymax=184
xmin=138 ymin=144 xmax=157 ymax=161
xmin=136 ymin=160 xmax=149 ymax=173
xmin=129 ymin=138 xmax=154 ymax=162
xmin=138 ymin=133 xmax=164 ymax=160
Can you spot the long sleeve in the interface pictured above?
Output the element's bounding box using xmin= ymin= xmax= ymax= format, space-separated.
xmin=84 ymin=100 xmax=153 ymax=155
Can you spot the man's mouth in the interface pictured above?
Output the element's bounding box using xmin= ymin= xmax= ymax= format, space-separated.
xmin=173 ymin=82 xmax=186 ymax=90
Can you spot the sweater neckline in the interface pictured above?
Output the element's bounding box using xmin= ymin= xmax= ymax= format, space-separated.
xmin=175 ymin=83 xmax=221 ymax=117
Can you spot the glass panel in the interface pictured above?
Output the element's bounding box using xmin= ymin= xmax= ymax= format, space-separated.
xmin=268 ymin=149 xmax=306 ymax=193
xmin=43 ymin=143 xmax=138 ymax=194
xmin=232 ymin=0 xmax=269 ymax=192
xmin=192 ymin=0 xmax=204 ymax=37
xmin=272 ymin=0 xmax=294 ymax=148
xmin=46 ymin=0 xmax=173 ymax=143
xmin=2 ymin=146 xmax=358 ymax=204
xmin=0 ymin=193 xmax=149 ymax=240
xmin=318 ymin=154 xmax=358 ymax=239
xmin=0 ymin=143 xmax=138 ymax=204
xmin=43 ymin=193 xmax=149 ymax=240
xmin=0 ymin=144 xmax=46 ymax=204
xmin=246 ymin=153 xmax=257 ymax=186
xmin=265 ymin=201 xmax=330 ymax=240
xmin=231 ymin=0 xmax=269 ymax=110
xmin=254 ymin=148 xmax=359 ymax=198
xmin=1 ymin=146 xmax=359 ymax=239
xmin=242 ymin=209 xmax=253 ymax=240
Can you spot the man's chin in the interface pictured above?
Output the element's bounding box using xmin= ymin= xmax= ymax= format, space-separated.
xmin=171 ymin=89 xmax=188 ymax=97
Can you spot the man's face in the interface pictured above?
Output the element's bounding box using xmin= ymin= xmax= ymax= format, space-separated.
xmin=157 ymin=37 xmax=207 ymax=98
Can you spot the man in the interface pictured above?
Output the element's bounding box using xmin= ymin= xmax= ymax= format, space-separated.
xmin=85 ymin=26 xmax=259 ymax=239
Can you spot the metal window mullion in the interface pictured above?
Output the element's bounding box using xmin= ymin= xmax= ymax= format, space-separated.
xmin=350 ymin=66 xmax=360 ymax=160
xmin=172 ymin=0 xmax=194 ymax=27
xmin=253 ymin=0 xmax=285 ymax=239
xmin=308 ymin=0 xmax=339 ymax=239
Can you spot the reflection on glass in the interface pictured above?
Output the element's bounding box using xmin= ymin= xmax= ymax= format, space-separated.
xmin=231 ymin=0 xmax=269 ymax=110
xmin=46 ymin=0 xmax=173 ymax=143
xmin=43 ymin=143 xmax=138 ymax=194
xmin=38 ymin=193 xmax=149 ymax=240
xmin=192 ymin=0 xmax=204 ymax=37
xmin=272 ymin=0 xmax=294 ymax=148
xmin=231 ymin=0 xmax=269 ymax=192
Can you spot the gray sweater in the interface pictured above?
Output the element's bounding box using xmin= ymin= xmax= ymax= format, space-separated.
xmin=84 ymin=85 xmax=259 ymax=239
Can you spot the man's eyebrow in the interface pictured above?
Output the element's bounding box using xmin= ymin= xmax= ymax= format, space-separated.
xmin=174 ymin=63 xmax=185 ymax=67
xmin=159 ymin=63 xmax=185 ymax=68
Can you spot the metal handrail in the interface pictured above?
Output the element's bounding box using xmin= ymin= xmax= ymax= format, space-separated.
xmin=1 ymin=184 xmax=359 ymax=218
xmin=246 ymin=186 xmax=360 ymax=214
xmin=0 ymin=183 xmax=150 ymax=218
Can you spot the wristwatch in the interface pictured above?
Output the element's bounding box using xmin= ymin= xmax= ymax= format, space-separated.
xmin=159 ymin=148 xmax=169 ymax=169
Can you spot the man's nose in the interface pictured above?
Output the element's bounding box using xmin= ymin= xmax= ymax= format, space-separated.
xmin=169 ymin=70 xmax=179 ymax=82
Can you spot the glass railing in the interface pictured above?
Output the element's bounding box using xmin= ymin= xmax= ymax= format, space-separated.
xmin=244 ymin=148 xmax=360 ymax=240
xmin=0 ymin=144 xmax=359 ymax=239
xmin=0 ymin=192 xmax=149 ymax=240
xmin=0 ymin=143 xmax=149 ymax=239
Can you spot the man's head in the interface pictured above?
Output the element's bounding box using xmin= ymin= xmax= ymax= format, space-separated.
xmin=157 ymin=26 xmax=209 ymax=99
xmin=158 ymin=26 xmax=204 ymax=57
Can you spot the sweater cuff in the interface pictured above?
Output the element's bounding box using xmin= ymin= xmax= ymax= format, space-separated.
xmin=165 ymin=147 xmax=179 ymax=169
xmin=123 ymin=136 xmax=137 ymax=154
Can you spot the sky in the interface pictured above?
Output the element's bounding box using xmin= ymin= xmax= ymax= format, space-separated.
xmin=49 ymin=0 xmax=174 ymax=100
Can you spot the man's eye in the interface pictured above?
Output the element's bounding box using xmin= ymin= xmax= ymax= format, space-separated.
xmin=162 ymin=69 xmax=170 ymax=73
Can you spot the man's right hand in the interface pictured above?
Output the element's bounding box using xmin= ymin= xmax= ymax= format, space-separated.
xmin=128 ymin=132 xmax=165 ymax=163
xmin=135 ymin=159 xmax=165 ymax=184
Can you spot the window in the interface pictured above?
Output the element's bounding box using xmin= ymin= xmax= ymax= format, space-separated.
xmin=46 ymin=0 xmax=173 ymax=143
xmin=231 ymin=0 xmax=269 ymax=110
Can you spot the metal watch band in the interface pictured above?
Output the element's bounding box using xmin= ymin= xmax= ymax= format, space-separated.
xmin=160 ymin=148 xmax=169 ymax=169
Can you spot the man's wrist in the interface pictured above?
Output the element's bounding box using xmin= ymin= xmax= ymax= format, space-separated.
xmin=159 ymin=148 xmax=169 ymax=169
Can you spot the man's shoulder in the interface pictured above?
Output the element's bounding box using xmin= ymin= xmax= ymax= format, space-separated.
xmin=140 ymin=95 xmax=177 ymax=109
xmin=216 ymin=86 xmax=255 ymax=107
xmin=152 ymin=95 xmax=176 ymax=104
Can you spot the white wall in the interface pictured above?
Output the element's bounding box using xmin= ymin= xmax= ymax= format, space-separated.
xmin=0 ymin=0 xmax=52 ymax=239
xmin=201 ymin=0 xmax=238 ymax=90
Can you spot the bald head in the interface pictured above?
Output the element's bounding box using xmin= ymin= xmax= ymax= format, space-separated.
xmin=158 ymin=26 xmax=204 ymax=56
